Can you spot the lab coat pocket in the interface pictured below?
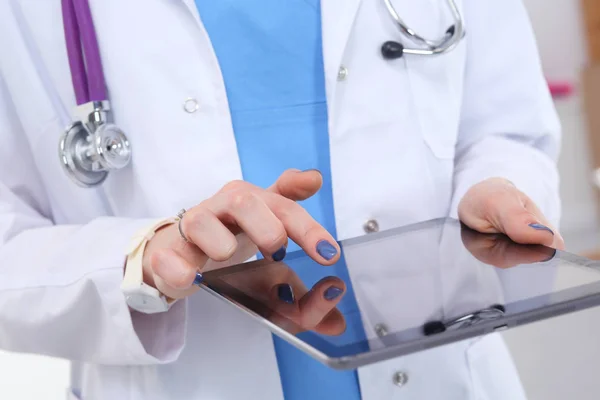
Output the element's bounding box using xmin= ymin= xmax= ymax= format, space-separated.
xmin=401 ymin=0 xmax=468 ymax=160
xmin=404 ymin=48 xmax=466 ymax=160
xmin=466 ymin=333 xmax=527 ymax=400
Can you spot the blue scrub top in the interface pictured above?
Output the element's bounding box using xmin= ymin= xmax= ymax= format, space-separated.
xmin=194 ymin=1 xmax=365 ymax=399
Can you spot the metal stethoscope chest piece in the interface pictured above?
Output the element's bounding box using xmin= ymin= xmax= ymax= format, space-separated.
xmin=60 ymin=103 xmax=131 ymax=187
xmin=59 ymin=0 xmax=131 ymax=188
xmin=380 ymin=0 xmax=466 ymax=60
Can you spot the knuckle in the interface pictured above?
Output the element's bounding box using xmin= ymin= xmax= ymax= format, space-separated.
xmin=186 ymin=207 xmax=210 ymax=230
xmin=229 ymin=190 xmax=258 ymax=211
xmin=272 ymin=197 xmax=296 ymax=219
xmin=272 ymin=227 xmax=288 ymax=244
xmin=258 ymin=225 xmax=287 ymax=250
xmin=148 ymin=249 xmax=168 ymax=273
xmin=302 ymin=224 xmax=323 ymax=242
xmin=212 ymin=240 xmax=238 ymax=262
xmin=222 ymin=180 xmax=248 ymax=193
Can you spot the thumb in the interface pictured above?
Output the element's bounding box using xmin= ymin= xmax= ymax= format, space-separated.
xmin=496 ymin=205 xmax=556 ymax=248
xmin=267 ymin=169 xmax=323 ymax=201
xmin=459 ymin=179 xmax=564 ymax=250
xmin=495 ymin=190 xmax=564 ymax=250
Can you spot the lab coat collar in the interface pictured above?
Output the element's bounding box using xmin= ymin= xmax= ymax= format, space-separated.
xmin=179 ymin=0 xmax=202 ymax=25
xmin=177 ymin=0 xmax=363 ymax=132
xmin=178 ymin=0 xmax=363 ymax=105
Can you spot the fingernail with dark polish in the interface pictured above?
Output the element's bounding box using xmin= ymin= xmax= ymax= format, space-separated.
xmin=272 ymin=246 xmax=287 ymax=262
xmin=529 ymin=223 xmax=554 ymax=235
xmin=193 ymin=272 xmax=204 ymax=286
xmin=324 ymin=286 xmax=343 ymax=301
xmin=316 ymin=240 xmax=338 ymax=260
xmin=278 ymin=284 xmax=295 ymax=304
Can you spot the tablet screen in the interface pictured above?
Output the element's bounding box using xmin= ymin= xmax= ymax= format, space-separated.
xmin=201 ymin=218 xmax=600 ymax=365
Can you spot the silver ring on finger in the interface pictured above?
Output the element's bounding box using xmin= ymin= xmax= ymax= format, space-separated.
xmin=176 ymin=208 xmax=190 ymax=243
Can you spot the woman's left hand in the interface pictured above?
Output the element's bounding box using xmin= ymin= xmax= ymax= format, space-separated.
xmin=458 ymin=177 xmax=565 ymax=250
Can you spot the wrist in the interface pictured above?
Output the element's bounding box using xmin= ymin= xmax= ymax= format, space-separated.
xmin=122 ymin=218 xmax=178 ymax=314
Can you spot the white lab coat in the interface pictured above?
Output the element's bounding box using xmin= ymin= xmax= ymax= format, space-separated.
xmin=341 ymin=220 xmax=558 ymax=400
xmin=0 ymin=0 xmax=560 ymax=398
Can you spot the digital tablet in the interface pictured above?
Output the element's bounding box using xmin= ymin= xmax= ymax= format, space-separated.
xmin=199 ymin=218 xmax=600 ymax=370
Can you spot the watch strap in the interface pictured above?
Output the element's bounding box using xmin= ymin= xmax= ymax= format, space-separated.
xmin=122 ymin=218 xmax=178 ymax=313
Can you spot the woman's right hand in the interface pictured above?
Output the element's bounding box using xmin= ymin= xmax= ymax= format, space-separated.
xmin=140 ymin=169 xmax=341 ymax=300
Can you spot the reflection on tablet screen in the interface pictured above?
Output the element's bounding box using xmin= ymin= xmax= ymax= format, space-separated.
xmin=202 ymin=218 xmax=600 ymax=362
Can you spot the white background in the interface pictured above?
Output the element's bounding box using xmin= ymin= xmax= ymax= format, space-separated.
xmin=1 ymin=1 xmax=599 ymax=399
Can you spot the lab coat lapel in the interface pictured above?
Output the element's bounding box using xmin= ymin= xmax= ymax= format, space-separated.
xmin=179 ymin=0 xmax=202 ymax=24
xmin=320 ymin=0 xmax=362 ymax=101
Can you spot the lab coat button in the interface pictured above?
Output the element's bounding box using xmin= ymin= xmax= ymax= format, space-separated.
xmin=375 ymin=323 xmax=389 ymax=337
xmin=337 ymin=66 xmax=348 ymax=81
xmin=363 ymin=219 xmax=379 ymax=233
xmin=183 ymin=98 xmax=200 ymax=113
xmin=392 ymin=371 xmax=409 ymax=387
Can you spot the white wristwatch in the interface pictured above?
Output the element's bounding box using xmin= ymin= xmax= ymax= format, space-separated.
xmin=121 ymin=218 xmax=178 ymax=314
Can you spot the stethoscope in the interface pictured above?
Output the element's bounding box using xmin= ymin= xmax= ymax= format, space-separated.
xmin=58 ymin=0 xmax=465 ymax=187
xmin=59 ymin=0 xmax=131 ymax=187
xmin=423 ymin=304 xmax=505 ymax=336
xmin=381 ymin=0 xmax=465 ymax=59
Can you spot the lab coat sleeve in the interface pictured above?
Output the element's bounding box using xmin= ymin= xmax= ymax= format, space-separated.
xmin=0 ymin=79 xmax=187 ymax=365
xmin=449 ymin=0 xmax=562 ymax=226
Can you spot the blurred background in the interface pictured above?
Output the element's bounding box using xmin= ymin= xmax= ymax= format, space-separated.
xmin=2 ymin=1 xmax=600 ymax=399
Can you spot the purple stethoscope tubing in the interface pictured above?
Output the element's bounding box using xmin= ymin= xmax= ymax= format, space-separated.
xmin=61 ymin=0 xmax=108 ymax=105
xmin=58 ymin=0 xmax=132 ymax=189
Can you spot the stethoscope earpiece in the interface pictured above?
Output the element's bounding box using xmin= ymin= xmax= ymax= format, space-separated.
xmin=381 ymin=41 xmax=405 ymax=60
xmin=423 ymin=320 xmax=446 ymax=336
xmin=381 ymin=0 xmax=464 ymax=59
